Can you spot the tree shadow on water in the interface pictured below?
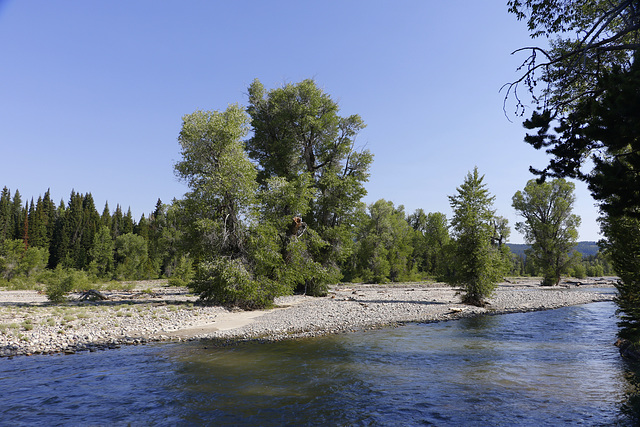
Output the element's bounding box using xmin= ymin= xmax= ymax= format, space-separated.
xmin=619 ymin=360 xmax=640 ymax=425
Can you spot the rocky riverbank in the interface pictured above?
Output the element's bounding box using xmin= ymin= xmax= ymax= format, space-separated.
xmin=0 ymin=279 xmax=616 ymax=358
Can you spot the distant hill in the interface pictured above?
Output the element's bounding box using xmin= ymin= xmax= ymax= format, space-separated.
xmin=507 ymin=241 xmax=600 ymax=258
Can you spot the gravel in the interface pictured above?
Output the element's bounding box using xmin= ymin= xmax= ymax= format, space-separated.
xmin=0 ymin=279 xmax=616 ymax=358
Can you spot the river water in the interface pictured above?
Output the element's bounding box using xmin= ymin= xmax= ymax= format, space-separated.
xmin=2 ymin=301 xmax=639 ymax=426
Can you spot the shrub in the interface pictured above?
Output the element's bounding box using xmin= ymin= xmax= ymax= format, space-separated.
xmin=190 ymin=258 xmax=277 ymax=309
xmin=43 ymin=266 xmax=90 ymax=303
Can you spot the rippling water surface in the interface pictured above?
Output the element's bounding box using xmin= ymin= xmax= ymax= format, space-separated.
xmin=2 ymin=301 xmax=639 ymax=426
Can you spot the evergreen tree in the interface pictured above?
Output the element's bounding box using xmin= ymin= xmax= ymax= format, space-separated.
xmin=135 ymin=214 xmax=149 ymax=242
xmin=148 ymin=199 xmax=165 ymax=274
xmin=77 ymin=193 xmax=101 ymax=269
xmin=157 ymin=202 xmax=184 ymax=278
xmin=101 ymin=202 xmax=111 ymax=229
xmin=600 ymin=215 xmax=640 ymax=343
xmin=11 ymin=190 xmax=23 ymax=241
xmin=0 ymin=187 xmax=12 ymax=242
xmin=122 ymin=207 xmax=134 ymax=235
xmin=447 ymin=167 xmax=510 ymax=306
xmin=49 ymin=200 xmax=67 ymax=268
xmin=111 ymin=204 xmax=123 ymax=238
xmin=42 ymin=189 xmax=56 ymax=247
xmin=30 ymin=196 xmax=48 ymax=249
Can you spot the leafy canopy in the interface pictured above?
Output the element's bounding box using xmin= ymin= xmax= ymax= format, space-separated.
xmin=512 ymin=178 xmax=581 ymax=285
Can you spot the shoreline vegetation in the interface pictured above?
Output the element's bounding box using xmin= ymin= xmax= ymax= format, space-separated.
xmin=0 ymin=278 xmax=616 ymax=359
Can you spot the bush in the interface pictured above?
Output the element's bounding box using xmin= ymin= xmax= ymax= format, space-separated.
xmin=191 ymin=257 xmax=276 ymax=309
xmin=42 ymin=266 xmax=90 ymax=303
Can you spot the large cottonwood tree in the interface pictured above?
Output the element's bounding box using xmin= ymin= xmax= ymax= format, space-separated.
xmin=246 ymin=79 xmax=373 ymax=269
xmin=512 ymin=178 xmax=581 ymax=286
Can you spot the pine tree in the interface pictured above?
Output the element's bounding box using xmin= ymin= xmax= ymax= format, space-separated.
xmin=122 ymin=208 xmax=134 ymax=235
xmin=135 ymin=214 xmax=149 ymax=241
xmin=77 ymin=193 xmax=101 ymax=270
xmin=29 ymin=196 xmax=48 ymax=249
xmin=101 ymin=202 xmax=111 ymax=229
xmin=42 ymin=189 xmax=56 ymax=248
xmin=11 ymin=190 xmax=23 ymax=241
xmin=48 ymin=200 xmax=67 ymax=268
xmin=111 ymin=204 xmax=123 ymax=238
xmin=0 ymin=187 xmax=12 ymax=243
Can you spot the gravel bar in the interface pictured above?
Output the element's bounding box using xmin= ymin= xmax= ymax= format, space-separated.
xmin=0 ymin=279 xmax=616 ymax=358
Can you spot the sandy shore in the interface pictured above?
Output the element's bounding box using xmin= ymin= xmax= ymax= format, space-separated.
xmin=0 ymin=278 xmax=616 ymax=358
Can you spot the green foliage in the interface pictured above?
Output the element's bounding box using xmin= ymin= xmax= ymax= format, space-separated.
xmin=42 ymin=266 xmax=90 ymax=303
xmin=89 ymin=225 xmax=114 ymax=279
xmin=600 ymin=214 xmax=640 ymax=342
xmin=246 ymin=78 xmax=373 ymax=267
xmin=191 ymin=258 xmax=277 ymax=309
xmin=0 ymin=239 xmax=49 ymax=281
xmin=114 ymin=233 xmax=149 ymax=280
xmin=177 ymin=82 xmax=371 ymax=306
xmin=509 ymin=1 xmax=640 ymax=339
xmin=167 ymin=254 xmax=194 ymax=287
xmin=351 ymin=200 xmax=415 ymax=284
xmin=175 ymin=105 xmax=257 ymax=261
xmin=447 ymin=168 xmax=510 ymax=305
xmin=408 ymin=209 xmax=450 ymax=279
xmin=512 ymin=178 xmax=581 ymax=285
xmin=506 ymin=0 xmax=638 ymax=115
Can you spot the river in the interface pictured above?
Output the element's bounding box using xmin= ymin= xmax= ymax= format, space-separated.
xmin=1 ymin=301 xmax=639 ymax=426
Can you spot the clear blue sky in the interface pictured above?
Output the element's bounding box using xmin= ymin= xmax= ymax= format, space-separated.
xmin=0 ymin=1 xmax=601 ymax=244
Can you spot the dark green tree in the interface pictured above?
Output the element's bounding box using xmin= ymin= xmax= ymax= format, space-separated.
xmin=101 ymin=202 xmax=111 ymax=229
xmin=0 ymin=187 xmax=12 ymax=243
xmin=447 ymin=168 xmax=511 ymax=306
xmin=111 ymin=204 xmax=124 ymax=238
xmin=601 ymin=215 xmax=640 ymax=342
xmin=122 ymin=208 xmax=134 ymax=235
xmin=11 ymin=190 xmax=24 ymax=242
xmin=148 ymin=199 xmax=166 ymax=275
xmin=29 ymin=196 xmax=48 ymax=249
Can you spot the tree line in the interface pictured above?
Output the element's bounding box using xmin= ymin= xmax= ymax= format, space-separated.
xmin=0 ymin=182 xmax=604 ymax=299
xmin=0 ymin=189 xmax=185 ymax=284
xmin=1 ymin=101 xmax=608 ymax=308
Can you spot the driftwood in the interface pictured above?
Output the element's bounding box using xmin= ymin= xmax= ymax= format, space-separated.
xmin=78 ymin=289 xmax=109 ymax=301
